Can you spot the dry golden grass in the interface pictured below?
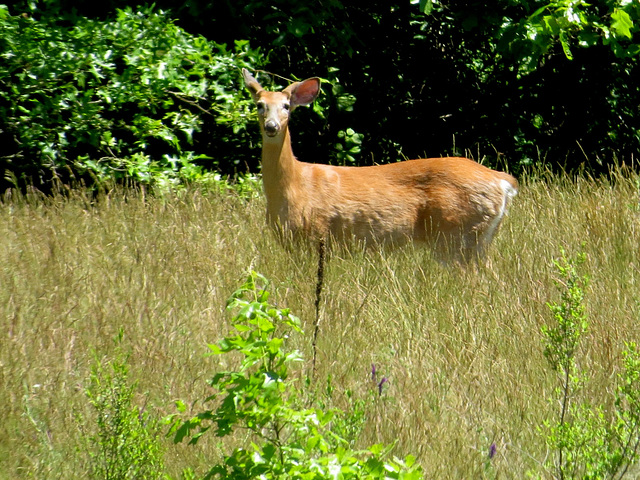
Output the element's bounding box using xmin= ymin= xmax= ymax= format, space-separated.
xmin=1 ymin=170 xmax=639 ymax=479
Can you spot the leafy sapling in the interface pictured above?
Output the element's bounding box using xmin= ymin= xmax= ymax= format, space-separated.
xmin=541 ymin=248 xmax=640 ymax=479
xmin=169 ymin=271 xmax=423 ymax=480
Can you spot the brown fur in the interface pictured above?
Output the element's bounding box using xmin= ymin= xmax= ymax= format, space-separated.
xmin=242 ymin=69 xmax=518 ymax=262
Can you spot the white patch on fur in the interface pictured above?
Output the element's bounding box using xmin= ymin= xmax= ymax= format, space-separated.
xmin=480 ymin=179 xmax=519 ymax=252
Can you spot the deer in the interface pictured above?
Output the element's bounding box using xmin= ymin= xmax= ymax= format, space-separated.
xmin=242 ymin=68 xmax=518 ymax=264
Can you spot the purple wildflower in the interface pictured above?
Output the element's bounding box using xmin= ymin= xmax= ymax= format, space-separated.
xmin=377 ymin=377 xmax=388 ymax=396
xmin=488 ymin=442 xmax=497 ymax=459
xmin=371 ymin=363 xmax=377 ymax=382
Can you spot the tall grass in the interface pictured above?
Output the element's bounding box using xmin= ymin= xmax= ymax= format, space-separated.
xmin=1 ymin=169 xmax=639 ymax=479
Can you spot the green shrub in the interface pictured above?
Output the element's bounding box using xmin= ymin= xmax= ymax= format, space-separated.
xmin=169 ymin=271 xmax=422 ymax=480
xmin=541 ymin=248 xmax=640 ymax=479
xmin=0 ymin=5 xmax=263 ymax=190
xmin=83 ymin=339 xmax=166 ymax=480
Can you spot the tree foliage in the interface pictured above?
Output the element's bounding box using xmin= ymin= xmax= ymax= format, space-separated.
xmin=2 ymin=0 xmax=639 ymax=188
xmin=0 ymin=4 xmax=263 ymax=190
xmin=215 ymin=0 xmax=639 ymax=172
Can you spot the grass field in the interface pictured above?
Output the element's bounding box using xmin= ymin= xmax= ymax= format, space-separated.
xmin=1 ymin=169 xmax=640 ymax=479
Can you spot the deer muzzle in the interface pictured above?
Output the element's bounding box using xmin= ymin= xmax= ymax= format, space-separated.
xmin=264 ymin=119 xmax=280 ymax=137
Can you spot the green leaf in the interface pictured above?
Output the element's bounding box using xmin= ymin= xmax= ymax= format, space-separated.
xmin=611 ymin=9 xmax=633 ymax=39
xmin=418 ymin=0 xmax=433 ymax=14
xmin=175 ymin=400 xmax=187 ymax=413
xmin=266 ymin=338 xmax=283 ymax=355
xmin=559 ymin=30 xmax=574 ymax=60
xmin=543 ymin=15 xmax=561 ymax=36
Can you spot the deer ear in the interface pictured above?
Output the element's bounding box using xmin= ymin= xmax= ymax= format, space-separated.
xmin=287 ymin=78 xmax=321 ymax=109
xmin=242 ymin=68 xmax=263 ymax=100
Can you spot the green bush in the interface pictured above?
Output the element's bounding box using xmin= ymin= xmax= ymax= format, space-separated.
xmin=83 ymin=337 xmax=166 ymax=480
xmin=161 ymin=0 xmax=640 ymax=173
xmin=5 ymin=0 xmax=639 ymax=189
xmin=541 ymin=248 xmax=640 ymax=479
xmin=169 ymin=271 xmax=423 ymax=480
xmin=0 ymin=5 xmax=264 ymax=190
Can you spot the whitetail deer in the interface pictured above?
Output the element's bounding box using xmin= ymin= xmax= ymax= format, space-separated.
xmin=242 ymin=68 xmax=518 ymax=262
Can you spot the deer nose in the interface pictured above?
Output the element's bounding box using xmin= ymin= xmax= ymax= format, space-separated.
xmin=264 ymin=120 xmax=279 ymax=137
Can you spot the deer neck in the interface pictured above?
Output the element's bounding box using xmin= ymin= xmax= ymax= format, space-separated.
xmin=261 ymin=127 xmax=301 ymax=210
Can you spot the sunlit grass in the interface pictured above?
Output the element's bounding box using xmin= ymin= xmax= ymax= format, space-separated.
xmin=1 ymin=169 xmax=639 ymax=479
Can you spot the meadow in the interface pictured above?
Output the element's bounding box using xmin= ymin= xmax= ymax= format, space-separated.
xmin=1 ymin=169 xmax=640 ymax=479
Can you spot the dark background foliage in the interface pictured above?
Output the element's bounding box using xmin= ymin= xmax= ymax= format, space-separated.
xmin=2 ymin=0 xmax=639 ymax=190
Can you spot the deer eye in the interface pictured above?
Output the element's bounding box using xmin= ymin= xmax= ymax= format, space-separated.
xmin=256 ymin=102 xmax=266 ymax=114
xmin=282 ymin=102 xmax=290 ymax=111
